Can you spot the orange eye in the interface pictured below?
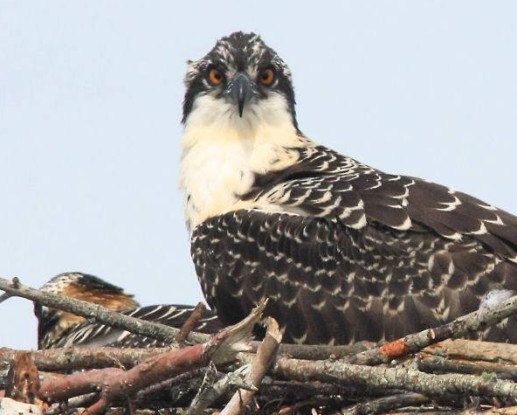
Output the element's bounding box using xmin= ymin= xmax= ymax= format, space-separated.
xmin=259 ymin=68 xmax=275 ymax=86
xmin=207 ymin=68 xmax=224 ymax=86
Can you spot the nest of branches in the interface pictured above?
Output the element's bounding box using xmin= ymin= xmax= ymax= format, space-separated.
xmin=3 ymin=276 xmax=517 ymax=415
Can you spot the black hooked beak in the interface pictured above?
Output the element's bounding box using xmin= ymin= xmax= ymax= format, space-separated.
xmin=228 ymin=73 xmax=255 ymax=117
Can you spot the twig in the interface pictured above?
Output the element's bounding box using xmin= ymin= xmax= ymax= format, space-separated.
xmin=261 ymin=379 xmax=353 ymax=402
xmin=176 ymin=302 xmax=207 ymax=345
xmin=59 ymin=392 xmax=100 ymax=413
xmin=333 ymin=393 xmax=430 ymax=415
xmin=273 ymin=358 xmax=517 ymax=401
xmin=417 ymin=354 xmax=517 ymax=380
xmin=423 ymin=339 xmax=517 ymax=365
xmin=186 ymin=362 xmax=221 ymax=414
xmin=350 ymin=294 xmax=517 ymax=365
xmin=134 ymin=367 xmax=207 ymax=405
xmin=220 ymin=317 xmax=282 ymax=415
xmin=0 ymin=292 xmax=12 ymax=303
xmin=187 ymin=364 xmax=252 ymax=415
xmin=276 ymin=342 xmax=372 ymax=360
xmin=0 ymin=346 xmax=168 ymax=373
xmin=50 ymin=408 xmax=222 ymax=415
xmin=0 ymin=276 xmax=210 ymax=345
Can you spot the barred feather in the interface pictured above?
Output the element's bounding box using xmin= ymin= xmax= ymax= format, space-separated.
xmin=183 ymin=32 xmax=517 ymax=345
xmin=36 ymin=273 xmax=221 ymax=349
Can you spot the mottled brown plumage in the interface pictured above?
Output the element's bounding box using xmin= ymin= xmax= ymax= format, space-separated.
xmin=192 ymin=147 xmax=517 ymax=344
xmin=36 ymin=273 xmax=222 ymax=349
xmin=183 ymin=32 xmax=517 ymax=345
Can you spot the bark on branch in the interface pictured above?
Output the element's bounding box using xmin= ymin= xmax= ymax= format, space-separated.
xmin=0 ymin=276 xmax=210 ymax=345
xmin=351 ymin=293 xmax=517 ymax=365
xmin=273 ymin=357 xmax=517 ymax=401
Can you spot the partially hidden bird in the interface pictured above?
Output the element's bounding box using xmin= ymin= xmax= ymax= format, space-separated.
xmin=35 ymin=272 xmax=221 ymax=349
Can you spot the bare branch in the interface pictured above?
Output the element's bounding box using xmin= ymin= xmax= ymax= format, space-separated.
xmin=423 ymin=338 xmax=517 ymax=365
xmin=0 ymin=346 xmax=168 ymax=373
xmin=0 ymin=276 xmax=210 ymax=345
xmin=332 ymin=393 xmax=430 ymax=415
xmin=417 ymin=354 xmax=517 ymax=380
xmin=350 ymin=294 xmax=517 ymax=365
xmin=51 ymin=408 xmax=221 ymax=415
xmin=176 ymin=302 xmax=208 ymax=345
xmin=220 ymin=317 xmax=282 ymax=415
xmin=187 ymin=364 xmax=250 ymax=415
xmin=134 ymin=367 xmax=207 ymax=406
xmin=276 ymin=342 xmax=372 ymax=360
xmin=273 ymin=357 xmax=517 ymax=401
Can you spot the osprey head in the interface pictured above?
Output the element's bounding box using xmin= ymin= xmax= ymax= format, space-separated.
xmin=182 ymin=32 xmax=298 ymax=130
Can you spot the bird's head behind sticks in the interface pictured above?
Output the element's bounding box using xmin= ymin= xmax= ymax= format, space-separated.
xmin=35 ymin=272 xmax=139 ymax=349
xmin=182 ymin=31 xmax=299 ymax=133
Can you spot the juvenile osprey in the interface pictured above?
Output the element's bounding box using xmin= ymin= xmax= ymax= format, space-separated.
xmin=35 ymin=272 xmax=221 ymax=349
xmin=181 ymin=32 xmax=517 ymax=345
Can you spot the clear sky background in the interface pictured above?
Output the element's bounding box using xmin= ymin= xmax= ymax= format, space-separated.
xmin=1 ymin=1 xmax=516 ymax=349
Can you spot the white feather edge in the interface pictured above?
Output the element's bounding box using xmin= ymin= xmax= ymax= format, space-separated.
xmin=180 ymin=92 xmax=308 ymax=229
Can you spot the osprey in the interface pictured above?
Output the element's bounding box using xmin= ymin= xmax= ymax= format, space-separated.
xmin=180 ymin=32 xmax=517 ymax=345
xmin=35 ymin=272 xmax=221 ymax=349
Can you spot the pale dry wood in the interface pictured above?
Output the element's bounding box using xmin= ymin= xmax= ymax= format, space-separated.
xmin=272 ymin=357 xmax=517 ymax=401
xmin=417 ymin=354 xmax=517 ymax=379
xmin=423 ymin=339 xmax=517 ymax=365
xmin=186 ymin=364 xmax=250 ymax=415
xmin=220 ymin=318 xmax=282 ymax=415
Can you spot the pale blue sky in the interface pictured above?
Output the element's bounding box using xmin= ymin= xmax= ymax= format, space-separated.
xmin=1 ymin=1 xmax=516 ymax=349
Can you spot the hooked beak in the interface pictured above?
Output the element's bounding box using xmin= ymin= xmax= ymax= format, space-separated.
xmin=227 ymin=73 xmax=255 ymax=117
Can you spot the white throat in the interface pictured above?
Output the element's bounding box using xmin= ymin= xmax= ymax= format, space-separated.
xmin=180 ymin=93 xmax=306 ymax=230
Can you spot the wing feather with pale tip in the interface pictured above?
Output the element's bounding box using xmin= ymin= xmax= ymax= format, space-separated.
xmin=43 ymin=303 xmax=223 ymax=349
xmin=192 ymin=145 xmax=517 ymax=345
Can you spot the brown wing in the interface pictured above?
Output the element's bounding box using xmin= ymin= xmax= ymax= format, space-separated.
xmin=192 ymin=210 xmax=517 ymax=345
xmin=248 ymin=145 xmax=517 ymax=261
xmin=40 ymin=304 xmax=222 ymax=349
xmin=192 ymin=145 xmax=517 ymax=345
